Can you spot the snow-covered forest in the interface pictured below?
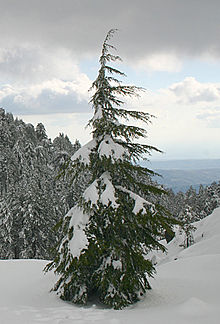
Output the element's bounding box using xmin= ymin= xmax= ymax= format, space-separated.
xmin=0 ymin=107 xmax=82 ymax=259
xmin=1 ymin=109 xmax=220 ymax=261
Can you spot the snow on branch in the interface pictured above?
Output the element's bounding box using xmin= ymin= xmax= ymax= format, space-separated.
xmin=66 ymin=206 xmax=89 ymax=259
xmin=71 ymin=139 xmax=97 ymax=165
xmin=100 ymin=172 xmax=119 ymax=208
xmin=92 ymin=105 xmax=103 ymax=121
xmin=83 ymin=172 xmax=118 ymax=209
xmin=83 ymin=179 xmax=99 ymax=205
xmin=117 ymin=186 xmax=155 ymax=215
xmin=98 ymin=135 xmax=127 ymax=161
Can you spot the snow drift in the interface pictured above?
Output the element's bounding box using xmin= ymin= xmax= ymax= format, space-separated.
xmin=0 ymin=207 xmax=220 ymax=323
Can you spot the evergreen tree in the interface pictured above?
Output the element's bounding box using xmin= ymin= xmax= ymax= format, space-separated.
xmin=46 ymin=29 xmax=177 ymax=309
xmin=52 ymin=134 xmax=83 ymax=209
xmin=183 ymin=186 xmax=201 ymax=222
xmin=36 ymin=123 xmax=48 ymax=142
xmin=204 ymin=181 xmax=220 ymax=215
xmin=53 ymin=133 xmax=77 ymax=170
xmin=0 ymin=111 xmax=74 ymax=260
xmin=196 ymin=184 xmax=208 ymax=219
xmin=178 ymin=205 xmax=196 ymax=248
xmin=0 ymin=155 xmax=7 ymax=195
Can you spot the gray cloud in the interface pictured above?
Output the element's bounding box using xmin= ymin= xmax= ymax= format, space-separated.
xmin=0 ymin=88 xmax=90 ymax=115
xmin=1 ymin=0 xmax=220 ymax=117
xmin=0 ymin=0 xmax=220 ymax=62
xmin=0 ymin=46 xmax=82 ymax=83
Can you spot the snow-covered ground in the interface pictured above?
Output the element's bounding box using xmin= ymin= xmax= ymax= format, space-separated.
xmin=1 ymin=208 xmax=220 ymax=323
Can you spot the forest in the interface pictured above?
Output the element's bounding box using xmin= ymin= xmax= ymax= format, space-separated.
xmin=0 ymin=107 xmax=220 ymax=260
xmin=0 ymin=108 xmax=220 ymax=254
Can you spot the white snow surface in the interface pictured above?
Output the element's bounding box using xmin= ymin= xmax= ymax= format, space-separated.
xmin=71 ymin=139 xmax=97 ymax=165
xmin=84 ymin=172 xmax=118 ymax=208
xmin=1 ymin=207 xmax=220 ymax=323
xmin=100 ymin=172 xmax=119 ymax=208
xmin=71 ymin=135 xmax=126 ymax=166
xmin=98 ymin=135 xmax=126 ymax=161
xmin=67 ymin=206 xmax=89 ymax=258
xmin=83 ymin=179 xmax=99 ymax=205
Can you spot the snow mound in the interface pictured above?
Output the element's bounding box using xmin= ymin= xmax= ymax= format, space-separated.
xmin=151 ymin=206 xmax=220 ymax=265
xmin=0 ymin=208 xmax=220 ymax=323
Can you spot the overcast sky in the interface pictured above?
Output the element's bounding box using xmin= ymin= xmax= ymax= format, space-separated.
xmin=1 ymin=0 xmax=220 ymax=160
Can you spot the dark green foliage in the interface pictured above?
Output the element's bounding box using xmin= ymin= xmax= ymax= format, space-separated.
xmin=46 ymin=30 xmax=177 ymax=309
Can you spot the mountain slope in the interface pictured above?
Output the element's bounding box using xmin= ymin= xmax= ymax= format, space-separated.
xmin=0 ymin=208 xmax=220 ymax=323
xmin=155 ymin=168 xmax=220 ymax=192
xmin=142 ymin=159 xmax=220 ymax=192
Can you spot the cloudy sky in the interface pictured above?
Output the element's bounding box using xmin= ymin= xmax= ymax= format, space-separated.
xmin=1 ymin=0 xmax=220 ymax=160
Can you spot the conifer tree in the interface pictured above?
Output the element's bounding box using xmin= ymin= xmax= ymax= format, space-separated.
xmin=36 ymin=123 xmax=48 ymax=142
xmin=178 ymin=205 xmax=196 ymax=248
xmin=0 ymin=111 xmax=72 ymax=260
xmin=205 ymin=181 xmax=220 ymax=215
xmin=45 ymin=29 xmax=176 ymax=309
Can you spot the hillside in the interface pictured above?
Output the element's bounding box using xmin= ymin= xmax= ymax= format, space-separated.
xmin=141 ymin=159 xmax=220 ymax=192
xmin=0 ymin=207 xmax=220 ymax=323
xmin=147 ymin=159 xmax=220 ymax=170
xmin=155 ymin=168 xmax=220 ymax=192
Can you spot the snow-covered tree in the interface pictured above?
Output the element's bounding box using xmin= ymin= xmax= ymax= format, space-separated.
xmin=204 ymin=181 xmax=220 ymax=215
xmin=36 ymin=123 xmax=48 ymax=142
xmin=196 ymin=184 xmax=208 ymax=219
xmin=178 ymin=205 xmax=196 ymax=248
xmin=53 ymin=133 xmax=78 ymax=171
xmin=46 ymin=29 xmax=176 ymax=309
xmin=0 ymin=110 xmax=76 ymax=260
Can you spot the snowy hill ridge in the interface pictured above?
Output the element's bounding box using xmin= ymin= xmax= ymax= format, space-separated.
xmin=0 ymin=208 xmax=220 ymax=323
xmin=152 ymin=207 xmax=220 ymax=265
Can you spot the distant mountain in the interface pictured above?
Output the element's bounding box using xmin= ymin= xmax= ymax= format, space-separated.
xmin=154 ymin=168 xmax=220 ymax=192
xmin=141 ymin=159 xmax=220 ymax=170
xmin=141 ymin=159 xmax=220 ymax=192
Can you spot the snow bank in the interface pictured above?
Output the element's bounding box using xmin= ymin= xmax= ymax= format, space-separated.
xmin=0 ymin=207 xmax=220 ymax=323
